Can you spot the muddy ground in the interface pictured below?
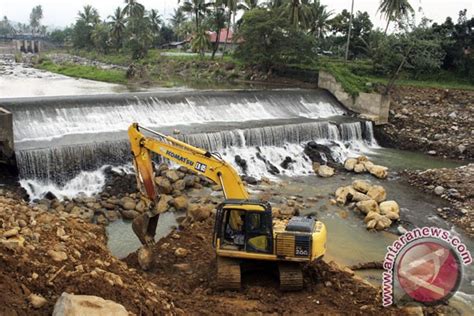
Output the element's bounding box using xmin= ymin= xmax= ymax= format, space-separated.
xmin=376 ymin=86 xmax=473 ymax=160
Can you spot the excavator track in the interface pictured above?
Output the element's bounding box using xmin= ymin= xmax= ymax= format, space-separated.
xmin=216 ymin=257 xmax=241 ymax=290
xmin=278 ymin=262 xmax=304 ymax=291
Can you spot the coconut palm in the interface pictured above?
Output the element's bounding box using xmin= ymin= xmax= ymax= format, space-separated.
xmin=181 ymin=0 xmax=213 ymax=31
xmin=109 ymin=7 xmax=127 ymax=50
xmin=222 ymin=0 xmax=238 ymax=54
xmin=78 ymin=5 xmax=100 ymax=25
xmin=378 ymin=0 xmax=414 ymax=34
xmin=124 ymin=0 xmax=145 ymax=18
xmin=170 ymin=8 xmax=187 ymax=41
xmin=149 ymin=9 xmax=162 ymax=34
xmin=191 ymin=28 xmax=210 ymax=56
xmin=281 ymin=0 xmax=313 ymax=29
xmin=309 ymin=0 xmax=333 ymax=38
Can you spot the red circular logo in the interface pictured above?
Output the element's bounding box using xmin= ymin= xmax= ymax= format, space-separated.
xmin=396 ymin=240 xmax=462 ymax=303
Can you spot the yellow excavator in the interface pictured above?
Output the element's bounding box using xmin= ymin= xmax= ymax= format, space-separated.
xmin=128 ymin=123 xmax=327 ymax=290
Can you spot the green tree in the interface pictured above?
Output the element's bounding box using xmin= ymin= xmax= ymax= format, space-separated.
xmin=191 ymin=28 xmax=210 ymax=56
xmin=239 ymin=0 xmax=260 ymax=11
xmin=49 ymin=27 xmax=73 ymax=45
xmin=378 ymin=0 xmax=414 ymax=34
xmin=281 ymin=0 xmax=313 ymax=29
xmin=209 ymin=2 xmax=227 ymax=59
xmin=78 ymin=5 xmax=100 ymax=25
xmin=170 ymin=8 xmax=187 ymax=41
xmin=91 ymin=22 xmax=111 ymax=53
xmin=124 ymin=0 xmax=145 ymax=18
xmin=125 ymin=14 xmax=153 ymax=59
xmin=109 ymin=7 xmax=127 ymax=50
xmin=29 ymin=5 xmax=43 ymax=36
xmin=149 ymin=9 xmax=163 ymax=45
xmin=309 ymin=0 xmax=333 ymax=38
xmin=222 ymin=0 xmax=238 ymax=54
xmin=0 ymin=16 xmax=15 ymax=36
xmin=235 ymin=8 xmax=316 ymax=69
xmin=181 ymin=0 xmax=212 ymax=31
xmin=73 ymin=6 xmax=100 ymax=48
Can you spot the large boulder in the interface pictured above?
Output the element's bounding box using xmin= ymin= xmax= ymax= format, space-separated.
xmin=335 ymin=186 xmax=356 ymax=205
xmin=155 ymin=177 xmax=173 ymax=194
xmin=353 ymin=163 xmax=366 ymax=173
xmin=165 ymin=170 xmax=180 ymax=183
xmin=183 ymin=175 xmax=196 ymax=187
xmin=380 ymin=201 xmax=400 ymax=220
xmin=351 ymin=192 xmax=371 ymax=202
xmin=120 ymin=197 xmax=136 ymax=210
xmin=367 ymin=185 xmax=387 ymax=203
xmin=172 ymin=179 xmax=186 ymax=192
xmin=155 ymin=195 xmax=173 ymax=214
xmin=352 ymin=180 xmax=371 ymax=193
xmin=344 ymin=158 xmax=357 ymax=171
xmin=367 ymin=165 xmax=388 ymax=179
xmin=304 ymin=141 xmax=337 ymax=166
xmin=364 ymin=212 xmax=392 ymax=230
xmin=137 ymin=247 xmax=153 ymax=271
xmin=318 ymin=165 xmax=335 ymax=178
xmin=188 ymin=203 xmax=213 ymax=222
xmin=171 ymin=196 xmax=188 ymax=211
xmin=356 ymin=200 xmax=379 ymax=214
xmin=52 ymin=293 xmax=128 ymax=316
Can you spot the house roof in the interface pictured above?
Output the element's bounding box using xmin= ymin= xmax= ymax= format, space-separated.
xmin=207 ymin=28 xmax=236 ymax=44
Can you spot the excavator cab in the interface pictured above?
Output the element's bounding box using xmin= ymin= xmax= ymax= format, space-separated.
xmin=214 ymin=200 xmax=273 ymax=254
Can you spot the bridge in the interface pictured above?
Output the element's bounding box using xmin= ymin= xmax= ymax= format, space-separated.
xmin=0 ymin=34 xmax=45 ymax=53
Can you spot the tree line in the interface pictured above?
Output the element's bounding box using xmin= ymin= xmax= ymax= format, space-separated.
xmin=1 ymin=1 xmax=472 ymax=81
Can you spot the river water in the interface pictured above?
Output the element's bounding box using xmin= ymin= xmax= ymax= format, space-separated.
xmin=1 ymin=56 xmax=472 ymax=313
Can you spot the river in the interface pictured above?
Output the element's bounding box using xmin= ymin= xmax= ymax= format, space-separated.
xmin=1 ymin=55 xmax=472 ymax=314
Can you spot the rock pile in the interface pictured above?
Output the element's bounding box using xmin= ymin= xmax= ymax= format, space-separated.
xmin=335 ymin=180 xmax=400 ymax=230
xmin=344 ymin=156 xmax=388 ymax=179
xmin=312 ymin=162 xmax=335 ymax=178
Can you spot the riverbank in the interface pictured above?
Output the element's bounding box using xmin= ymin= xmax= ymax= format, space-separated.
xmin=0 ymin=169 xmax=428 ymax=315
xmin=376 ymin=86 xmax=474 ymax=161
xmin=403 ymin=164 xmax=474 ymax=237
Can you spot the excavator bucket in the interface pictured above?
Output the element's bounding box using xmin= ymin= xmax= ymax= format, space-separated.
xmin=132 ymin=213 xmax=159 ymax=246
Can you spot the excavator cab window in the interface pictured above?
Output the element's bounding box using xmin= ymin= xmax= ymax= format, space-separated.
xmin=245 ymin=212 xmax=273 ymax=254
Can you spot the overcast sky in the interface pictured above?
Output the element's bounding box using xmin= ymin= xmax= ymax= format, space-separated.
xmin=1 ymin=0 xmax=473 ymax=29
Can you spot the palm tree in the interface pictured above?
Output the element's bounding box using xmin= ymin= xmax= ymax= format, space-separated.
xmin=309 ymin=0 xmax=333 ymax=38
xmin=78 ymin=5 xmax=100 ymax=25
xmin=239 ymin=0 xmax=259 ymax=10
xmin=191 ymin=28 xmax=210 ymax=56
xmin=124 ymin=0 xmax=145 ymax=18
xmin=170 ymin=8 xmax=187 ymax=41
xmin=281 ymin=0 xmax=313 ymax=29
xmin=180 ymin=0 xmax=212 ymax=31
xmin=109 ymin=7 xmax=127 ymax=50
xmin=149 ymin=9 xmax=162 ymax=34
xmin=378 ymin=0 xmax=414 ymax=34
xmin=222 ymin=0 xmax=238 ymax=54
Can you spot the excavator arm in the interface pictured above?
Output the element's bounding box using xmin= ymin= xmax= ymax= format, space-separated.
xmin=128 ymin=123 xmax=249 ymax=245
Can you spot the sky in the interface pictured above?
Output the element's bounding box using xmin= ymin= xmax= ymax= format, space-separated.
xmin=1 ymin=0 xmax=473 ymax=30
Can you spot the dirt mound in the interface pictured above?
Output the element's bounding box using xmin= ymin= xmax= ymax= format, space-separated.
xmin=0 ymin=191 xmax=174 ymax=315
xmin=377 ymin=86 xmax=473 ymax=160
xmin=124 ymin=217 xmax=400 ymax=315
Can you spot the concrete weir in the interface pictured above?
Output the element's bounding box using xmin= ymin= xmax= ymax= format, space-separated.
xmin=0 ymin=107 xmax=16 ymax=168
xmin=318 ymin=71 xmax=390 ymax=125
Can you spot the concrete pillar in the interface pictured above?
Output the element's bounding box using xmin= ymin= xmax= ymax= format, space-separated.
xmin=0 ymin=107 xmax=16 ymax=168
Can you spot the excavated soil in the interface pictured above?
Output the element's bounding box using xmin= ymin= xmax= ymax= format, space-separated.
xmin=124 ymin=217 xmax=401 ymax=315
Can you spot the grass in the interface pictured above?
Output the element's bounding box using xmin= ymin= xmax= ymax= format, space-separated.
xmin=37 ymin=60 xmax=127 ymax=84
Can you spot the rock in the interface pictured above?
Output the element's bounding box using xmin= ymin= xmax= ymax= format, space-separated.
xmin=312 ymin=162 xmax=320 ymax=173
xmin=137 ymin=247 xmax=153 ymax=271
xmin=105 ymin=211 xmax=119 ymax=222
xmin=357 ymin=155 xmax=369 ymax=162
xmin=188 ymin=204 xmax=213 ymax=222
xmin=243 ymin=176 xmax=258 ymax=185
xmin=379 ymin=201 xmax=400 ymax=215
xmin=304 ymin=142 xmax=337 ymax=165
xmin=376 ymin=216 xmax=392 ymax=230
xmin=52 ymin=292 xmax=128 ymax=316
xmin=183 ymin=175 xmax=196 ymax=187
xmin=362 ymin=160 xmax=374 ymax=170
xmin=174 ymin=247 xmax=189 ymax=257
xmin=173 ymin=263 xmax=191 ymax=272
xmin=171 ymin=196 xmax=188 ymax=211
xmin=70 ymin=206 xmax=94 ymax=222
xmin=3 ymin=227 xmax=19 ymax=238
xmin=155 ymin=177 xmax=173 ymax=194
xmin=364 ymin=212 xmax=392 ymax=230
xmin=351 ymin=192 xmax=371 ymax=202
xmin=1 ymin=236 xmax=25 ymax=250
xmin=352 ymin=180 xmax=371 ymax=193
xmin=155 ymin=195 xmax=173 ymax=214
xmin=29 ymin=294 xmax=47 ymax=309
xmin=428 ymin=150 xmax=437 ymax=155
xmin=401 ymin=306 xmax=424 ymax=316
xmin=173 ymin=179 xmax=186 ymax=192
xmin=318 ymin=165 xmax=334 ymax=178
xmin=96 ymin=215 xmax=108 ymax=225
xmin=165 ymin=170 xmax=180 ymax=182
xmin=367 ymin=185 xmax=387 ymax=203
xmin=335 ymin=186 xmax=356 ymax=205
xmin=135 ymin=200 xmax=146 ymax=213
xmin=353 ymin=163 xmax=366 ymax=173
xmin=121 ymin=210 xmax=139 ymax=220
xmin=234 ymin=155 xmax=248 ymax=173
xmin=121 ymin=197 xmax=136 ymax=210
xmin=48 ymin=250 xmax=68 ymax=262
xmin=458 ymin=144 xmax=466 ymax=154
xmin=280 ymin=156 xmax=295 ymax=169
xmin=44 ymin=191 xmax=57 ymax=200
xmin=433 ymin=185 xmax=444 ymax=195
xmin=344 ymin=158 xmax=357 ymax=171
xmin=356 ymin=200 xmax=379 ymax=214
xmin=367 ymin=165 xmax=388 ymax=179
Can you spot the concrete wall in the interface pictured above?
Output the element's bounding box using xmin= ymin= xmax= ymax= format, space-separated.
xmin=16 ymin=40 xmax=41 ymax=53
xmin=0 ymin=107 xmax=15 ymax=166
xmin=318 ymin=71 xmax=390 ymax=125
